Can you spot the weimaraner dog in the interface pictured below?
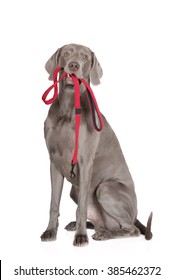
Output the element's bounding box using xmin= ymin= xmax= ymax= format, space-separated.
xmin=41 ymin=43 xmax=152 ymax=246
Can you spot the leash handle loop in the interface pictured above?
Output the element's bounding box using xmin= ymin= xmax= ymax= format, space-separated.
xmin=81 ymin=79 xmax=104 ymax=131
xmin=42 ymin=68 xmax=66 ymax=104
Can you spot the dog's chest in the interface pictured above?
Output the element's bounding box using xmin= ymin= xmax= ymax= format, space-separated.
xmin=44 ymin=113 xmax=97 ymax=182
xmin=45 ymin=119 xmax=76 ymax=175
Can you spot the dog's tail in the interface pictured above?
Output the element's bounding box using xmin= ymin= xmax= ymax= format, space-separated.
xmin=134 ymin=212 xmax=153 ymax=240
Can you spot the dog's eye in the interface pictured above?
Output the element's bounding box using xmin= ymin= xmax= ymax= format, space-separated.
xmin=83 ymin=55 xmax=88 ymax=60
xmin=64 ymin=52 xmax=70 ymax=57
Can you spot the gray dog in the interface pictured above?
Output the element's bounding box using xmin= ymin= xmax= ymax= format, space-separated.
xmin=41 ymin=43 xmax=152 ymax=246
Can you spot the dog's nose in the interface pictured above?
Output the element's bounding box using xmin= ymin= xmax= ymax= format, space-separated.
xmin=68 ymin=61 xmax=80 ymax=72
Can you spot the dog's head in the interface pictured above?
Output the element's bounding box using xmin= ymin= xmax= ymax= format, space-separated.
xmin=45 ymin=43 xmax=103 ymax=86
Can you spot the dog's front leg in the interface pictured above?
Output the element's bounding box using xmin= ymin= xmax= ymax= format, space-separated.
xmin=41 ymin=162 xmax=64 ymax=241
xmin=73 ymin=162 xmax=92 ymax=247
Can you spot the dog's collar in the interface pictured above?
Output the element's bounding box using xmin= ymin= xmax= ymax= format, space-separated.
xmin=42 ymin=67 xmax=104 ymax=178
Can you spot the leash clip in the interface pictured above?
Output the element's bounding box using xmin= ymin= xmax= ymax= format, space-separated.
xmin=70 ymin=162 xmax=76 ymax=178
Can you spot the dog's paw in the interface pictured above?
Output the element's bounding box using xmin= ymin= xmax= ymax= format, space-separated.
xmin=65 ymin=221 xmax=76 ymax=231
xmin=40 ymin=229 xmax=57 ymax=241
xmin=73 ymin=234 xmax=89 ymax=247
xmin=92 ymin=230 xmax=112 ymax=241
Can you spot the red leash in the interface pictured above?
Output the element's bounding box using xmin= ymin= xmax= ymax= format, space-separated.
xmin=42 ymin=67 xmax=104 ymax=178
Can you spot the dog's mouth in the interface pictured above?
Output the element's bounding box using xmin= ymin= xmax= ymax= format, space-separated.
xmin=66 ymin=74 xmax=74 ymax=85
xmin=64 ymin=73 xmax=82 ymax=87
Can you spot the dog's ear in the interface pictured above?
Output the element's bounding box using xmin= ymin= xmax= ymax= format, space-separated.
xmin=45 ymin=48 xmax=62 ymax=80
xmin=90 ymin=52 xmax=103 ymax=85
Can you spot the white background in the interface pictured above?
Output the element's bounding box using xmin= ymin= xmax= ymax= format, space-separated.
xmin=0 ymin=0 xmax=174 ymax=279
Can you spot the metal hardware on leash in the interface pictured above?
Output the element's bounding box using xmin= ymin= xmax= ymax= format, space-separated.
xmin=70 ymin=162 xmax=76 ymax=178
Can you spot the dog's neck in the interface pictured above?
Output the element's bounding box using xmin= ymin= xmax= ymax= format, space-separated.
xmin=58 ymin=81 xmax=89 ymax=120
xmin=58 ymin=85 xmax=74 ymax=119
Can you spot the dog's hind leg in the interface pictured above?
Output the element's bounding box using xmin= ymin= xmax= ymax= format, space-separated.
xmin=65 ymin=221 xmax=94 ymax=231
xmin=92 ymin=181 xmax=140 ymax=240
xmin=40 ymin=162 xmax=64 ymax=241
